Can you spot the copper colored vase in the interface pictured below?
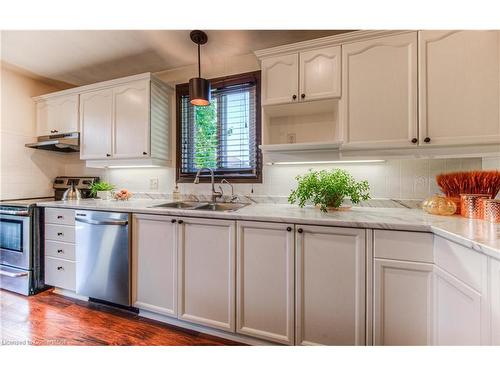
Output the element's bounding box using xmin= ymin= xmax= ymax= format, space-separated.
xmin=482 ymin=199 xmax=500 ymax=223
xmin=460 ymin=194 xmax=491 ymax=219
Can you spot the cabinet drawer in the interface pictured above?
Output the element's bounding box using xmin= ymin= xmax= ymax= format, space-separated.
xmin=45 ymin=256 xmax=75 ymax=291
xmin=45 ymin=224 xmax=75 ymax=243
xmin=45 ymin=240 xmax=75 ymax=261
xmin=45 ymin=208 xmax=75 ymax=225
xmin=374 ymin=230 xmax=434 ymax=263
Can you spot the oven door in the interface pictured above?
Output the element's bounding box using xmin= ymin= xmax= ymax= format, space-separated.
xmin=0 ymin=214 xmax=31 ymax=270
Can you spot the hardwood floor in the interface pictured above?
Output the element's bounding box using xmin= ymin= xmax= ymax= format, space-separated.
xmin=0 ymin=289 xmax=241 ymax=346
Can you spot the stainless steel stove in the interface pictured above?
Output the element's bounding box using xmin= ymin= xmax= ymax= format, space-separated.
xmin=0 ymin=198 xmax=54 ymax=295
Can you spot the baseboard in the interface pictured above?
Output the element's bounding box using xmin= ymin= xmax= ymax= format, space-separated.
xmin=139 ymin=309 xmax=278 ymax=346
xmin=53 ymin=287 xmax=89 ymax=302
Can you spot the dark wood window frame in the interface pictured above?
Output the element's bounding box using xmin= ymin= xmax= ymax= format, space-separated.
xmin=176 ymin=70 xmax=262 ymax=183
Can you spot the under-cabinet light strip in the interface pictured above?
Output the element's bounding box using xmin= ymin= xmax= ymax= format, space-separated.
xmin=267 ymin=160 xmax=386 ymax=165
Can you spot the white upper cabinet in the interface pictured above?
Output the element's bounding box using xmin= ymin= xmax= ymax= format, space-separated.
xmin=113 ymin=80 xmax=150 ymax=159
xmin=419 ymin=30 xmax=500 ymax=146
xmin=261 ymin=47 xmax=341 ymax=106
xmin=36 ymin=94 xmax=79 ymax=136
xmin=261 ymin=53 xmax=299 ymax=105
xmin=79 ymin=75 xmax=171 ymax=164
xmin=236 ymin=221 xmax=295 ymax=345
xmin=299 ymin=46 xmax=341 ymax=101
xmin=295 ymin=225 xmax=366 ymax=345
xmin=80 ymin=88 xmax=113 ymax=160
xmin=341 ymin=32 xmax=418 ymax=149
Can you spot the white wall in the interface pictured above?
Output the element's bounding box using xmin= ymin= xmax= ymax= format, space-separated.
xmin=0 ymin=65 xmax=71 ymax=200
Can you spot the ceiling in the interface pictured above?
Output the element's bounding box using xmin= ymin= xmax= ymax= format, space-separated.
xmin=1 ymin=30 xmax=352 ymax=86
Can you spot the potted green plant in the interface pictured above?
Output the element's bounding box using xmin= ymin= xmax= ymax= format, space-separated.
xmin=90 ymin=181 xmax=115 ymax=200
xmin=288 ymin=169 xmax=370 ymax=212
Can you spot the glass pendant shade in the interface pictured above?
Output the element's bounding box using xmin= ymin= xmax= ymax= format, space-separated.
xmin=189 ymin=77 xmax=211 ymax=106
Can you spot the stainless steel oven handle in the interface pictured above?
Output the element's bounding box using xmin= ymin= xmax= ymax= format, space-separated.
xmin=0 ymin=210 xmax=29 ymax=216
xmin=0 ymin=269 xmax=29 ymax=278
xmin=75 ymin=217 xmax=128 ymax=226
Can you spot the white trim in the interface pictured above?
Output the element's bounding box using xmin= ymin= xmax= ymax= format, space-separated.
xmin=254 ymin=30 xmax=413 ymax=59
xmin=139 ymin=309 xmax=277 ymax=346
xmin=33 ymin=72 xmax=171 ymax=101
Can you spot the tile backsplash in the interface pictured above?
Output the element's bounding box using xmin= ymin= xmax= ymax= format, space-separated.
xmin=65 ymin=157 xmax=484 ymax=201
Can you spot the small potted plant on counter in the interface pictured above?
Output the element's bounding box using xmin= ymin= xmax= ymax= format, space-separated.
xmin=90 ymin=181 xmax=115 ymax=200
xmin=288 ymin=169 xmax=370 ymax=212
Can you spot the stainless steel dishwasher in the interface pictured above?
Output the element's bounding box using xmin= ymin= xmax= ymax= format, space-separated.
xmin=75 ymin=210 xmax=131 ymax=306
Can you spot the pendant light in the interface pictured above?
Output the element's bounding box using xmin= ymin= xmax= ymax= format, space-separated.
xmin=189 ymin=30 xmax=211 ymax=106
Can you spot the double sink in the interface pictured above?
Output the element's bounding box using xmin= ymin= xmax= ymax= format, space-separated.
xmin=151 ymin=201 xmax=249 ymax=212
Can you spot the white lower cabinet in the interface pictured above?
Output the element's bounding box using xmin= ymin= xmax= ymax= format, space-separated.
xmin=177 ymin=217 xmax=236 ymax=332
xmin=236 ymin=221 xmax=294 ymax=344
xmin=490 ymin=258 xmax=500 ymax=345
xmin=374 ymin=259 xmax=433 ymax=345
xmin=433 ymin=266 xmax=482 ymax=345
xmin=295 ymin=225 xmax=366 ymax=345
xmin=132 ymin=214 xmax=177 ymax=317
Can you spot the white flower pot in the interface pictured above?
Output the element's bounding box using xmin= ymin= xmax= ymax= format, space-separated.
xmin=96 ymin=191 xmax=113 ymax=200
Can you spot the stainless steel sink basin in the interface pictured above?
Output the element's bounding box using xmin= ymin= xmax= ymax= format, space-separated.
xmin=151 ymin=201 xmax=205 ymax=209
xmin=151 ymin=201 xmax=249 ymax=212
xmin=194 ymin=202 xmax=249 ymax=212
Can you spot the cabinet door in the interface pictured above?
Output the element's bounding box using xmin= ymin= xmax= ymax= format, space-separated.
xmin=261 ymin=53 xmax=299 ymax=105
xmin=374 ymin=259 xmax=433 ymax=345
xmin=132 ymin=214 xmax=177 ymax=317
xmin=55 ymin=94 xmax=79 ymax=134
xmin=299 ymin=46 xmax=341 ymax=101
xmin=419 ymin=30 xmax=500 ymax=146
xmin=35 ymin=100 xmax=50 ymax=136
xmin=296 ymin=225 xmax=366 ymax=345
xmin=490 ymin=258 xmax=500 ymax=345
xmin=178 ymin=217 xmax=236 ymax=332
xmin=341 ymin=32 xmax=418 ymax=149
xmin=80 ymin=88 xmax=113 ymax=159
xmin=113 ymin=80 xmax=150 ymax=158
xmin=236 ymin=221 xmax=294 ymax=344
xmin=433 ymin=266 xmax=482 ymax=345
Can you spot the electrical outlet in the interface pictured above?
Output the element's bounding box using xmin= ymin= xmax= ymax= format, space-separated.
xmin=149 ymin=178 xmax=159 ymax=191
xmin=287 ymin=133 xmax=296 ymax=144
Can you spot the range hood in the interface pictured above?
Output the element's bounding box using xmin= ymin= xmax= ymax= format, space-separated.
xmin=25 ymin=132 xmax=79 ymax=152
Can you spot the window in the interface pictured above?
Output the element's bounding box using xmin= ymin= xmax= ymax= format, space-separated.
xmin=176 ymin=71 xmax=262 ymax=183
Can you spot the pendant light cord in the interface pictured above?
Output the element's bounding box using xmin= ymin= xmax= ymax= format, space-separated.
xmin=198 ymin=43 xmax=201 ymax=78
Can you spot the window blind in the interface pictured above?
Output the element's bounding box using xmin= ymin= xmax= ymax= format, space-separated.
xmin=177 ymin=72 xmax=261 ymax=180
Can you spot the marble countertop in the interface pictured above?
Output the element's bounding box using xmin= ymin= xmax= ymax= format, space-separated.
xmin=38 ymin=199 xmax=500 ymax=260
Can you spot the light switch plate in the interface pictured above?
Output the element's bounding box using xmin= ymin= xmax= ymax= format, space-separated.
xmin=150 ymin=178 xmax=159 ymax=191
xmin=286 ymin=133 xmax=296 ymax=144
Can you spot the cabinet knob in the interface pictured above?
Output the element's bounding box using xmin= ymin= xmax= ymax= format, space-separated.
xmin=297 ymin=228 xmax=303 ymax=233
xmin=286 ymin=226 xmax=292 ymax=232
xmin=292 ymin=94 xmax=297 ymax=100
xmin=57 ymin=215 xmax=63 ymax=219
xmin=301 ymin=93 xmax=306 ymax=99
xmin=411 ymin=138 xmax=418 ymax=144
xmin=142 ymin=152 xmax=147 ymax=155
xmin=57 ymin=249 xmax=63 ymax=253
xmin=171 ymin=219 xmax=177 ymax=223
xmin=57 ymin=266 xmax=63 ymax=271
xmin=424 ymin=137 xmax=431 ymax=143
xmin=57 ymin=232 xmax=63 ymax=236
xmin=178 ymin=219 xmax=184 ymax=224
xmin=106 ymin=153 xmax=111 ymax=157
